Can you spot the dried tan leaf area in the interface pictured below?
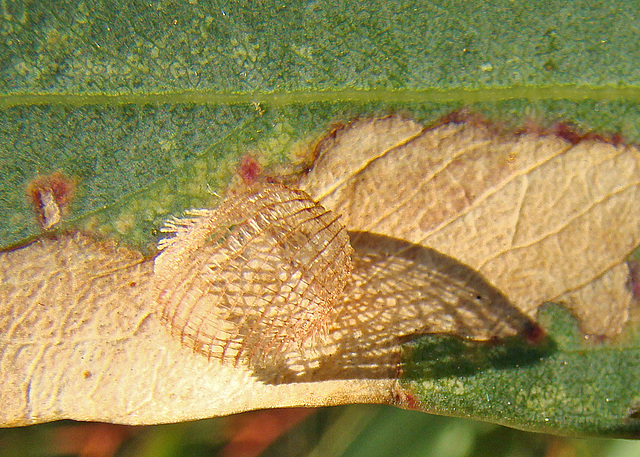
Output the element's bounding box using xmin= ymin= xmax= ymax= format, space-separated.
xmin=299 ymin=117 xmax=640 ymax=336
xmin=0 ymin=193 xmax=525 ymax=426
xmin=0 ymin=234 xmax=389 ymax=426
xmin=3 ymin=115 xmax=638 ymax=426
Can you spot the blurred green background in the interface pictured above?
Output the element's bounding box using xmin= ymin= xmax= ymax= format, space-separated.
xmin=2 ymin=406 xmax=640 ymax=457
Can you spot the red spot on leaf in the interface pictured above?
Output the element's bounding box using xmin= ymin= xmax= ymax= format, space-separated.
xmin=552 ymin=122 xmax=585 ymax=144
xmin=523 ymin=321 xmax=547 ymax=345
xmin=26 ymin=171 xmax=76 ymax=229
xmin=392 ymin=385 xmax=422 ymax=410
xmin=545 ymin=122 xmax=626 ymax=146
xmin=27 ymin=171 xmax=75 ymax=206
xmin=238 ymin=156 xmax=262 ymax=185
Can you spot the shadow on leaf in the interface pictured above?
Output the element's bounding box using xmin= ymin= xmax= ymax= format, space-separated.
xmin=401 ymin=333 xmax=556 ymax=380
xmin=256 ymin=232 xmax=552 ymax=383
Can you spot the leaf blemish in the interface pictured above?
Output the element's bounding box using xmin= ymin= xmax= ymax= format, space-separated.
xmin=523 ymin=322 xmax=547 ymax=346
xmin=26 ymin=171 xmax=76 ymax=230
xmin=626 ymin=260 xmax=640 ymax=300
xmin=5 ymin=113 xmax=640 ymax=429
xmin=237 ymin=155 xmax=263 ymax=185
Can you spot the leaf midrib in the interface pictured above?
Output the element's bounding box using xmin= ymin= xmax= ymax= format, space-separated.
xmin=3 ymin=85 xmax=640 ymax=108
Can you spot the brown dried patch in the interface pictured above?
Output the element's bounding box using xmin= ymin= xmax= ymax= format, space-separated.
xmin=551 ymin=122 xmax=626 ymax=146
xmin=437 ymin=108 xmax=490 ymax=129
xmin=298 ymin=116 xmax=640 ymax=337
xmin=27 ymin=171 xmax=76 ymax=229
xmin=392 ymin=384 xmax=422 ymax=411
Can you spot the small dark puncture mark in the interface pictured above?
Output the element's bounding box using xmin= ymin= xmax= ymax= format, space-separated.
xmin=27 ymin=171 xmax=76 ymax=230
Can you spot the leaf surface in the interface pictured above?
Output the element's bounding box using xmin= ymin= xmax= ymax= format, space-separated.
xmin=3 ymin=117 xmax=640 ymax=438
xmin=0 ymin=233 xmax=388 ymax=426
xmin=300 ymin=117 xmax=640 ymax=336
xmin=2 ymin=0 xmax=640 ymax=439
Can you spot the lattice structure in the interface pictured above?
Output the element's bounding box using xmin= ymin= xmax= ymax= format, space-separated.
xmin=153 ymin=183 xmax=353 ymax=367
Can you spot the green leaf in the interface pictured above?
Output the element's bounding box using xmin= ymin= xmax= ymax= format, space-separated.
xmin=401 ymin=304 xmax=640 ymax=437
xmin=2 ymin=0 xmax=640 ymax=440
xmin=3 ymin=0 xmax=640 ymax=95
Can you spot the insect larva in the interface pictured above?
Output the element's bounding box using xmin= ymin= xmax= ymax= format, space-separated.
xmin=152 ymin=182 xmax=353 ymax=367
